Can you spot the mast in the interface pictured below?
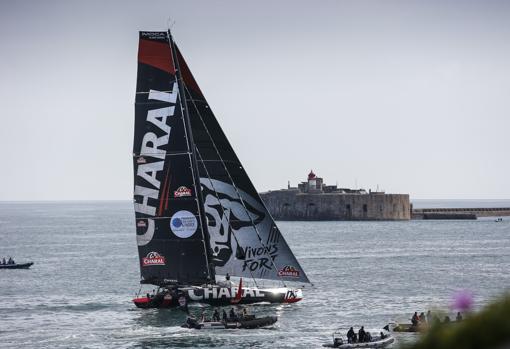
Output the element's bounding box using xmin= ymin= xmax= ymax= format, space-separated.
xmin=167 ymin=30 xmax=216 ymax=283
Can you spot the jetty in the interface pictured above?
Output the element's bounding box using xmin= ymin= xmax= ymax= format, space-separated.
xmin=412 ymin=207 xmax=510 ymax=220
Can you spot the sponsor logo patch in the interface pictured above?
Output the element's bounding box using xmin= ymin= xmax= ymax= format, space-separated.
xmin=142 ymin=251 xmax=166 ymax=266
xmin=136 ymin=157 xmax=147 ymax=164
xmin=137 ymin=220 xmax=147 ymax=228
xmin=170 ymin=210 xmax=198 ymax=238
xmin=174 ymin=186 xmax=192 ymax=198
xmin=277 ymin=265 xmax=300 ymax=278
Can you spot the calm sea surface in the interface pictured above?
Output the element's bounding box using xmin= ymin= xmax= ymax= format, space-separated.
xmin=0 ymin=201 xmax=509 ymax=348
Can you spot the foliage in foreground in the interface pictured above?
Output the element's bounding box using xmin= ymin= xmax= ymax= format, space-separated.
xmin=403 ymin=294 xmax=510 ymax=349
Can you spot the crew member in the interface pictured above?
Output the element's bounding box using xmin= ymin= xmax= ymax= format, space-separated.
xmin=213 ymin=309 xmax=220 ymax=321
xmin=456 ymin=312 xmax=463 ymax=322
xmin=358 ymin=326 xmax=366 ymax=342
xmin=411 ymin=312 xmax=419 ymax=326
xmin=347 ymin=327 xmax=355 ymax=343
xmin=222 ymin=309 xmax=228 ymax=322
xmin=229 ymin=308 xmax=236 ymax=321
xmin=426 ymin=310 xmax=432 ymax=323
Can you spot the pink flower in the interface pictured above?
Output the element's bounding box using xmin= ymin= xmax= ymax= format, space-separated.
xmin=451 ymin=290 xmax=473 ymax=311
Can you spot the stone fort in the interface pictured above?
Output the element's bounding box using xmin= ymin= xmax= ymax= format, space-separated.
xmin=260 ymin=170 xmax=410 ymax=221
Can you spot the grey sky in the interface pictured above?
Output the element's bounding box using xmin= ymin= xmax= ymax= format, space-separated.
xmin=1 ymin=0 xmax=509 ymax=200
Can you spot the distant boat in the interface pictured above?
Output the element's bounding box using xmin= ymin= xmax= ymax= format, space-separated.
xmin=131 ymin=30 xmax=310 ymax=308
xmin=0 ymin=262 xmax=33 ymax=270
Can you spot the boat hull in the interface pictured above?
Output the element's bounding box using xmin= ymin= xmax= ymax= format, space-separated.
xmin=183 ymin=315 xmax=278 ymax=330
xmin=324 ymin=336 xmax=394 ymax=348
xmin=0 ymin=262 xmax=33 ymax=270
xmin=133 ymin=286 xmax=302 ymax=308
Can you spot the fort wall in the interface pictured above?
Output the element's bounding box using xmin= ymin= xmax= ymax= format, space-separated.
xmin=260 ymin=190 xmax=411 ymax=221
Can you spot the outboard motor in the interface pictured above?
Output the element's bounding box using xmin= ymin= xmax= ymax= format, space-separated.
xmin=333 ymin=337 xmax=343 ymax=348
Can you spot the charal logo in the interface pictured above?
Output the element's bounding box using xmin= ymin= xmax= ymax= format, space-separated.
xmin=174 ymin=186 xmax=192 ymax=198
xmin=137 ymin=157 xmax=147 ymax=164
xmin=137 ymin=220 xmax=147 ymax=228
xmin=277 ymin=265 xmax=300 ymax=278
xmin=142 ymin=252 xmax=166 ymax=266
xmin=170 ymin=210 xmax=198 ymax=238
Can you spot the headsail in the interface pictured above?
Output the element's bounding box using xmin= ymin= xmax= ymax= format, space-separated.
xmin=176 ymin=46 xmax=311 ymax=284
xmin=133 ymin=31 xmax=213 ymax=286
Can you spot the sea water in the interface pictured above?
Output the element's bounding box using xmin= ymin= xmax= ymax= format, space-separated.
xmin=0 ymin=201 xmax=509 ymax=348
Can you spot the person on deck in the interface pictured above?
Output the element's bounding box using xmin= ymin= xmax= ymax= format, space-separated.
xmin=365 ymin=331 xmax=372 ymax=342
xmin=419 ymin=312 xmax=426 ymax=323
xmin=1 ymin=258 xmax=4 ymax=265
xmin=444 ymin=315 xmax=451 ymax=323
xmin=426 ymin=310 xmax=432 ymax=324
xmin=411 ymin=312 xmax=419 ymax=326
xmin=380 ymin=331 xmax=386 ymax=339
xmin=456 ymin=312 xmax=463 ymax=322
xmin=347 ymin=327 xmax=355 ymax=343
xmin=222 ymin=309 xmax=228 ymax=322
xmin=358 ymin=326 xmax=366 ymax=342
xmin=8 ymin=257 xmax=14 ymax=265
xmin=229 ymin=308 xmax=236 ymax=321
xmin=212 ymin=309 xmax=220 ymax=321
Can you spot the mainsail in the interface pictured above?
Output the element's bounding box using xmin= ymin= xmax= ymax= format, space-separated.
xmin=133 ymin=31 xmax=310 ymax=287
xmin=134 ymin=32 xmax=213 ymax=286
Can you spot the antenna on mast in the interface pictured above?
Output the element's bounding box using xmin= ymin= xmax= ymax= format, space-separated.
xmin=167 ymin=17 xmax=176 ymax=31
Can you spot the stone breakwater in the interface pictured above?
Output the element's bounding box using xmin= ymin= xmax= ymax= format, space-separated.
xmin=412 ymin=207 xmax=510 ymax=219
xmin=260 ymin=190 xmax=410 ymax=221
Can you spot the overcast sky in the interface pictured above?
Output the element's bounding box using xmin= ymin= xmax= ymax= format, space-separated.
xmin=1 ymin=0 xmax=509 ymax=200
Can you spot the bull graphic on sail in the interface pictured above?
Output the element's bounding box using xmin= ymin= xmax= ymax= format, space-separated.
xmin=132 ymin=29 xmax=310 ymax=308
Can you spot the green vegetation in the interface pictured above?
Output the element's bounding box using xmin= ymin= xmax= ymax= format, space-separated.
xmin=403 ymin=294 xmax=510 ymax=349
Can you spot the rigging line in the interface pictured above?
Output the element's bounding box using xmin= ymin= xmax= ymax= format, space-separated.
xmin=167 ymin=30 xmax=214 ymax=284
xmin=195 ymin=146 xmax=259 ymax=288
xmin=183 ymin=83 xmax=286 ymax=287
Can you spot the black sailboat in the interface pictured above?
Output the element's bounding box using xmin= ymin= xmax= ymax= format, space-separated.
xmin=132 ymin=30 xmax=309 ymax=308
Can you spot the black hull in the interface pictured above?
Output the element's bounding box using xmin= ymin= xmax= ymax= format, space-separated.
xmin=0 ymin=262 xmax=33 ymax=270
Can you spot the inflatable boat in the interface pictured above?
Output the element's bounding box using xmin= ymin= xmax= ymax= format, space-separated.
xmin=0 ymin=262 xmax=33 ymax=270
xmin=182 ymin=315 xmax=277 ymax=330
xmin=324 ymin=328 xmax=394 ymax=348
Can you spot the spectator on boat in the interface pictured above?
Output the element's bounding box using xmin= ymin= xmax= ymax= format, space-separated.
xmin=444 ymin=315 xmax=451 ymax=323
xmin=347 ymin=327 xmax=355 ymax=343
xmin=8 ymin=257 xmax=14 ymax=265
xmin=218 ymin=273 xmax=235 ymax=288
xmin=229 ymin=308 xmax=236 ymax=321
xmin=212 ymin=309 xmax=220 ymax=321
xmin=365 ymin=331 xmax=372 ymax=342
xmin=242 ymin=308 xmax=248 ymax=318
xmin=426 ymin=310 xmax=432 ymax=323
xmin=222 ymin=309 xmax=228 ymax=322
xmin=411 ymin=312 xmax=419 ymax=326
xmin=456 ymin=312 xmax=463 ymax=322
xmin=380 ymin=331 xmax=386 ymax=339
xmin=419 ymin=312 xmax=426 ymax=323
xmin=358 ymin=326 xmax=366 ymax=342
xmin=1 ymin=257 xmax=4 ymax=265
